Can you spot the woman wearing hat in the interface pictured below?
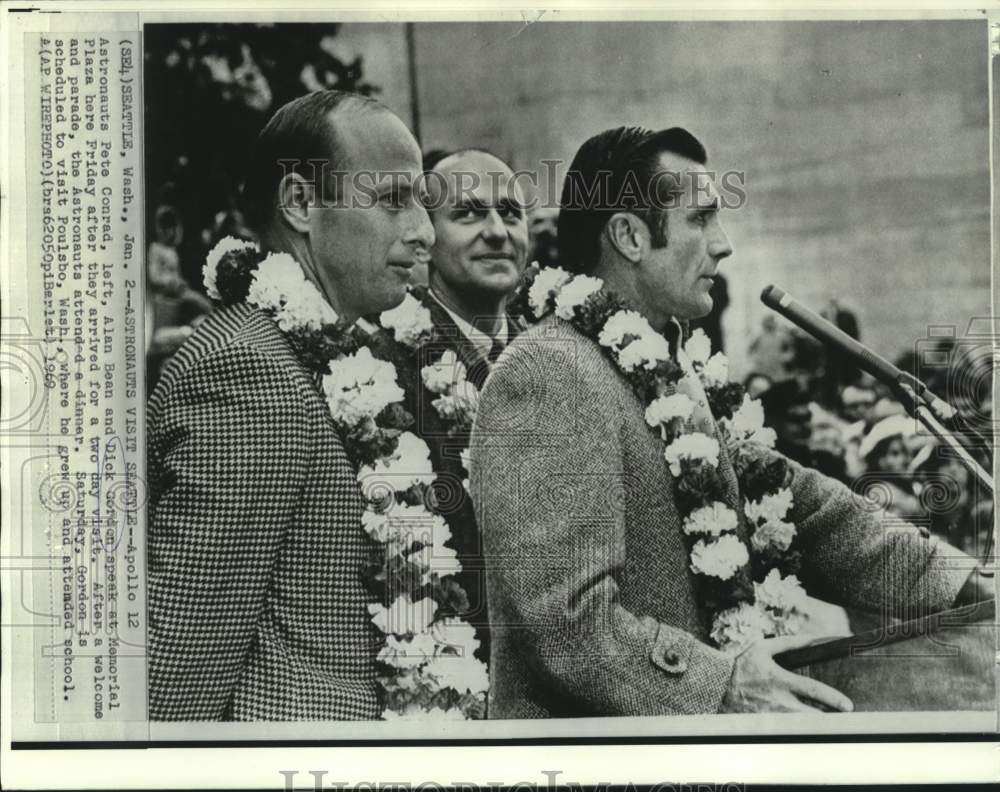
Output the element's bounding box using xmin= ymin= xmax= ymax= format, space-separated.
xmin=859 ymin=414 xmax=924 ymax=520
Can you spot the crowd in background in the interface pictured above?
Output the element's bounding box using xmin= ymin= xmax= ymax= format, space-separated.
xmin=145 ymin=191 xmax=994 ymax=561
xmin=143 ymin=23 xmax=374 ymax=389
xmin=736 ymin=303 xmax=993 ymax=558
xmin=145 ymin=24 xmax=993 ymax=562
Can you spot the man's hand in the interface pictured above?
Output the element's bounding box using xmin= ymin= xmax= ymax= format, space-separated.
xmin=800 ymin=595 xmax=852 ymax=639
xmin=149 ymin=325 xmax=194 ymax=357
xmin=719 ymin=631 xmax=854 ymax=713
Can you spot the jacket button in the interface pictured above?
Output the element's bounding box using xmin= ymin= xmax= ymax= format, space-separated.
xmin=653 ymin=647 xmax=688 ymax=675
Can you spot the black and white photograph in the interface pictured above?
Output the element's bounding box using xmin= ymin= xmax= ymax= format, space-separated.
xmin=140 ymin=15 xmax=995 ymax=725
xmin=0 ymin=2 xmax=997 ymax=788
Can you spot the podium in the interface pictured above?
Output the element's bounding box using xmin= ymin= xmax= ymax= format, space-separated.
xmin=775 ymin=600 xmax=996 ymax=712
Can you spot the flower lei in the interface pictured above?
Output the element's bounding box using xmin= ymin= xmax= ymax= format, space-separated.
xmin=204 ymin=238 xmax=487 ymax=719
xmin=380 ymin=291 xmax=480 ymax=485
xmin=521 ymin=266 xmax=810 ymax=654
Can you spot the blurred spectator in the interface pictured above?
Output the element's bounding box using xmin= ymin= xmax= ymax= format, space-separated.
xmin=147 ymin=205 xmax=184 ymax=289
xmin=209 ymin=206 xmax=255 ymax=248
xmin=840 ymin=417 xmax=867 ymax=482
xmin=750 ymin=321 xmax=831 ymax=467
xmin=787 ymin=330 xmax=827 ymax=402
xmin=896 ymin=336 xmax=994 ymax=468
xmin=744 ymin=372 xmax=773 ymax=400
xmin=742 ymin=303 xmax=991 ymax=535
xmin=936 ymin=340 xmax=995 ymax=469
xmin=748 ymin=315 xmax=795 ymax=382
xmin=867 ymin=396 xmax=907 ymax=427
xmin=692 ymin=274 xmax=729 ymax=354
xmin=839 ymin=383 xmax=877 ymax=425
xmin=528 ymin=207 xmax=559 ymax=271
xmin=910 ymin=442 xmax=992 ymax=555
xmin=748 ymin=315 xmax=826 ymax=399
xmin=759 ymin=378 xmax=812 ymax=467
xmin=860 ymin=414 xmax=913 ymax=473
xmin=145 ymin=24 xmax=379 ymax=298
xmin=146 ymin=205 xmax=214 ymax=390
xmin=807 ymin=402 xmax=851 ymax=483
xmin=818 ymin=298 xmax=863 ymax=402
xmin=858 ymin=414 xmax=923 ymax=519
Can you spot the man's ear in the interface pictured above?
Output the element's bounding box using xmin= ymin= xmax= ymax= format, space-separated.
xmin=276 ymin=172 xmax=315 ymax=234
xmin=606 ymin=212 xmax=646 ymax=264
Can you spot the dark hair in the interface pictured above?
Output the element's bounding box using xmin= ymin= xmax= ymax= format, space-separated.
xmin=422 ymin=148 xmax=454 ymax=174
xmin=154 ymin=204 xmax=181 ymax=234
xmin=240 ymin=89 xmax=385 ymax=233
xmin=558 ymin=126 xmax=707 ymax=273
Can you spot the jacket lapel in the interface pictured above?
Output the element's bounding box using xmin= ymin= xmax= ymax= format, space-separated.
xmin=418 ymin=285 xmax=527 ymax=389
xmin=422 ymin=290 xmax=489 ymax=372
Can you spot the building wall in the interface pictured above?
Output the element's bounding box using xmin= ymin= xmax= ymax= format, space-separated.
xmin=345 ymin=20 xmax=992 ymax=375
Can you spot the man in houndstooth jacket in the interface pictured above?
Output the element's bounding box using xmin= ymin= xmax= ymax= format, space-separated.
xmin=147 ymin=91 xmax=434 ymax=720
xmin=470 ymin=126 xmax=989 ymax=718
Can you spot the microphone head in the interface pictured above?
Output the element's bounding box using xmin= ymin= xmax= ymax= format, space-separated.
xmin=760 ymin=284 xmax=786 ymax=308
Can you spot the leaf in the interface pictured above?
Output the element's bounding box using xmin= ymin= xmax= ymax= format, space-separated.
xmin=676 ymin=464 xmax=726 ymax=512
xmin=706 ymin=381 xmax=745 ymax=420
xmin=430 ymin=576 xmax=470 ymax=615
xmin=741 ymin=456 xmax=789 ymax=502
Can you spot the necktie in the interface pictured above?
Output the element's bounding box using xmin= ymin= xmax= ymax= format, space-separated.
xmin=663 ymin=319 xmax=682 ymax=360
xmin=468 ymin=339 xmax=504 ymax=390
xmin=487 ymin=338 xmax=504 ymax=366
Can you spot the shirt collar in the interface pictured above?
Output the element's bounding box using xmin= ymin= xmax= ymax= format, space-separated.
xmin=429 ymin=289 xmax=508 ymax=361
xmin=667 ymin=317 xmax=684 ymax=358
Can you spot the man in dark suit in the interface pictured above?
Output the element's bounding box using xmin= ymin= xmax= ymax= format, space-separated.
xmin=470 ymin=126 xmax=990 ymax=718
xmin=410 ymin=148 xmax=530 ymax=663
xmin=421 ymin=148 xmax=529 ymax=388
xmin=146 ymin=90 xmax=434 ymax=720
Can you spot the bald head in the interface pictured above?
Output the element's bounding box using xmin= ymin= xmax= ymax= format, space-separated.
xmin=423 ymin=148 xmax=529 ymax=324
xmin=424 ymin=149 xmax=526 ymax=214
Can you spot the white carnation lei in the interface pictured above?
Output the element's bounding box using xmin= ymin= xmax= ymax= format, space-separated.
xmin=207 ymin=235 xmax=488 ymax=719
xmin=526 ymin=267 xmax=809 ymax=654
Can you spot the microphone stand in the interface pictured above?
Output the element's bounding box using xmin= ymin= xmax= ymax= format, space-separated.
xmin=761 ymin=287 xmax=995 ymax=685
xmin=759 ymin=286 xmax=994 ymax=573
xmin=776 ymin=368 xmax=997 ymax=675
xmin=890 ymin=373 xmax=994 ymax=573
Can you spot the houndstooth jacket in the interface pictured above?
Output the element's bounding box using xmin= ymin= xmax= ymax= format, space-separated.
xmin=147 ymin=303 xmax=381 ymax=721
xmin=469 ymin=316 xmax=973 ymax=718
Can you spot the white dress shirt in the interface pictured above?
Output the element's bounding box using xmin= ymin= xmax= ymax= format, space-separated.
xmin=429 ymin=290 xmax=509 ymax=361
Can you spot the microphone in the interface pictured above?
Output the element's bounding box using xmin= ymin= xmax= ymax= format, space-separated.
xmin=761 ymin=284 xmax=996 ymax=566
xmin=759 ymin=285 xmax=954 ymax=418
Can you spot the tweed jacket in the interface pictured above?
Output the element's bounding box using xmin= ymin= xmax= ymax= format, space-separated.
xmin=407 ymin=286 xmax=526 ymax=665
xmin=147 ymin=303 xmax=381 ymax=721
xmin=469 ymin=316 xmax=972 ymax=719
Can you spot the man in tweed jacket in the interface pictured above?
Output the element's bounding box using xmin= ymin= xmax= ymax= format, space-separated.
xmin=470 ymin=126 xmax=986 ymax=718
xmin=147 ymin=91 xmax=434 ymax=720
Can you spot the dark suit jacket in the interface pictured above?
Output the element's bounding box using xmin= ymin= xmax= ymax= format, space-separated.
xmin=419 ymin=288 xmax=513 ymax=389
xmin=147 ymin=303 xmax=381 ymax=721
xmin=409 ymin=287 xmax=525 ymax=665
xmin=470 ymin=316 xmax=973 ymax=718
